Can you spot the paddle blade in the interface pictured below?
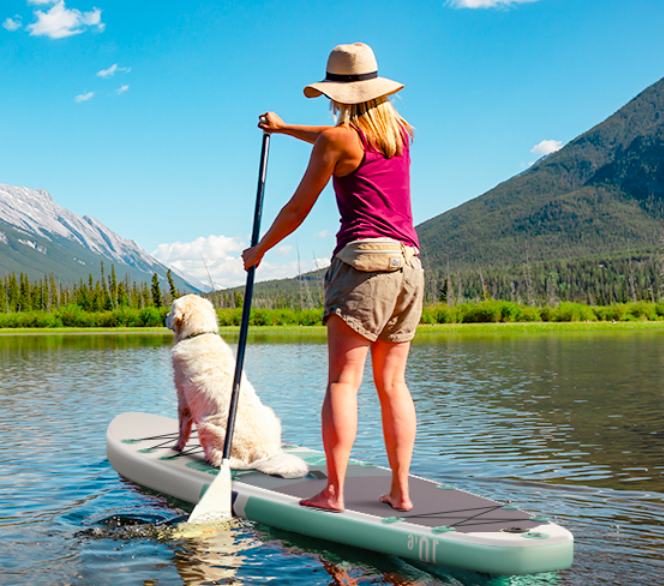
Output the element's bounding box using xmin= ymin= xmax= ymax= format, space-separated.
xmin=189 ymin=459 xmax=233 ymax=523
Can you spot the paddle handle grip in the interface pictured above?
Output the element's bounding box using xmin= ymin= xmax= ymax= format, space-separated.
xmin=223 ymin=131 xmax=270 ymax=460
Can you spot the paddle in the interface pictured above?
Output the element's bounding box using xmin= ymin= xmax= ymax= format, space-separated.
xmin=188 ymin=121 xmax=271 ymax=522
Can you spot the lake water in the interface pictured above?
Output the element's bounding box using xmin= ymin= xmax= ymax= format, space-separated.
xmin=0 ymin=329 xmax=663 ymax=585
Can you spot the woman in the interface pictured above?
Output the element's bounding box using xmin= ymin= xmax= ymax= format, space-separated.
xmin=242 ymin=43 xmax=424 ymax=512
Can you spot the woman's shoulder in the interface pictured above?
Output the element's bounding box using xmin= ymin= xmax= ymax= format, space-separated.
xmin=318 ymin=124 xmax=356 ymax=143
xmin=315 ymin=124 xmax=362 ymax=154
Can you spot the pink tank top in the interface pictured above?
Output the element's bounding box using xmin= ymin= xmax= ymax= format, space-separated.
xmin=332 ymin=127 xmax=419 ymax=256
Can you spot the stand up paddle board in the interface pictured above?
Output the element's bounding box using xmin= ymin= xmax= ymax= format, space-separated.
xmin=107 ymin=412 xmax=573 ymax=576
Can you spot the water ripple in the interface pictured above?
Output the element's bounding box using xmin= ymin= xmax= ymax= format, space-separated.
xmin=0 ymin=330 xmax=663 ymax=585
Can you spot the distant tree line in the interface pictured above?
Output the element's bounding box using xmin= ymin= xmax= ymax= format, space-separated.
xmin=0 ymin=262 xmax=180 ymax=314
xmin=422 ymin=246 xmax=664 ymax=308
xmin=2 ymin=241 xmax=663 ymax=326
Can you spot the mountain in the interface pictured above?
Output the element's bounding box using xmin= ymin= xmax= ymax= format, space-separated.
xmin=0 ymin=183 xmax=203 ymax=291
xmin=416 ymin=76 xmax=664 ymax=270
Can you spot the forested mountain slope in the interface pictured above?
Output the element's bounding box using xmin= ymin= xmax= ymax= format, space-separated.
xmin=416 ymin=76 xmax=664 ymax=269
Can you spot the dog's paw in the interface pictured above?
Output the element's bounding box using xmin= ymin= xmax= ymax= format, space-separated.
xmin=206 ymin=452 xmax=223 ymax=468
xmin=254 ymin=452 xmax=309 ymax=478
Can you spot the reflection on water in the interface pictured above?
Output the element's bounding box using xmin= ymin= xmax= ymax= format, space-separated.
xmin=409 ymin=331 xmax=664 ymax=493
xmin=0 ymin=329 xmax=662 ymax=585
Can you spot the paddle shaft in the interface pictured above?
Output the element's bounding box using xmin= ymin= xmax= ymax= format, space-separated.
xmin=222 ymin=131 xmax=270 ymax=461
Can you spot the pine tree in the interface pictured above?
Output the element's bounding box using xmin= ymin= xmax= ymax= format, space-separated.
xmin=117 ymin=280 xmax=129 ymax=307
xmin=234 ymin=290 xmax=243 ymax=310
xmin=100 ymin=261 xmax=111 ymax=309
xmin=167 ymin=269 xmax=178 ymax=301
xmin=84 ymin=274 xmax=95 ymax=311
xmin=18 ymin=273 xmax=31 ymax=312
xmin=142 ymin=283 xmax=151 ymax=308
xmin=49 ymin=274 xmax=58 ymax=310
xmin=94 ymin=280 xmax=104 ymax=312
xmin=125 ymin=274 xmax=132 ymax=307
xmin=0 ymin=276 xmax=6 ymax=313
xmin=132 ymin=282 xmax=142 ymax=308
xmin=151 ymin=273 xmax=162 ymax=308
xmin=8 ymin=274 xmax=19 ymax=312
xmin=39 ymin=278 xmax=47 ymax=311
xmin=109 ymin=264 xmax=118 ymax=309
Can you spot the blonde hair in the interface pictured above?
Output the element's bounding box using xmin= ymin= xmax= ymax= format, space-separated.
xmin=332 ymin=97 xmax=414 ymax=158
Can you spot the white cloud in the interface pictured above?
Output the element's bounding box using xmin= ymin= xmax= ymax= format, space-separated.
xmin=448 ymin=0 xmax=540 ymax=8
xmin=74 ymin=91 xmax=94 ymax=102
xmin=152 ymin=234 xmax=247 ymax=289
xmin=97 ymin=63 xmax=131 ymax=78
xmin=79 ymin=5 xmax=103 ymax=27
xmin=152 ymin=234 xmax=330 ymax=289
xmin=153 ymin=234 xmax=244 ymax=262
xmin=316 ymin=229 xmax=331 ymax=238
xmin=27 ymin=1 xmax=58 ymax=5
xmin=27 ymin=1 xmax=105 ymax=39
xmin=97 ymin=63 xmax=118 ymax=77
xmin=2 ymin=16 xmax=22 ymax=31
xmin=115 ymin=84 xmax=129 ymax=95
xmin=530 ymin=139 xmax=563 ymax=156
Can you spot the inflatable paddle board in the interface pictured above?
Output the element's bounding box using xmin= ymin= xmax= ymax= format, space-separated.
xmin=107 ymin=412 xmax=573 ymax=575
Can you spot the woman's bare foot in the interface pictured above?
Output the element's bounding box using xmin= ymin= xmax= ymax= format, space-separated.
xmin=300 ymin=485 xmax=344 ymax=512
xmin=379 ymin=493 xmax=413 ymax=511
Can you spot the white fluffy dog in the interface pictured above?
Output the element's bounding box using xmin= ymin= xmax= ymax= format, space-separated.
xmin=165 ymin=294 xmax=308 ymax=478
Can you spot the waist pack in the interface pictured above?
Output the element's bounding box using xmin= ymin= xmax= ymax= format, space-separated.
xmin=335 ymin=238 xmax=419 ymax=272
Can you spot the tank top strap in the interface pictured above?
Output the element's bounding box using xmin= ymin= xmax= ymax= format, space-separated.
xmin=350 ymin=125 xmax=369 ymax=150
xmin=350 ymin=124 xmax=411 ymax=154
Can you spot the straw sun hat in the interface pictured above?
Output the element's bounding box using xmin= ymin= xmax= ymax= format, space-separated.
xmin=303 ymin=43 xmax=404 ymax=105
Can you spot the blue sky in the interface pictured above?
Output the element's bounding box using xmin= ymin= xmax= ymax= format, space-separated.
xmin=1 ymin=0 xmax=663 ymax=288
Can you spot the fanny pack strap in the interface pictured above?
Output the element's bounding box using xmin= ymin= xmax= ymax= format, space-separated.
xmin=335 ymin=238 xmax=419 ymax=272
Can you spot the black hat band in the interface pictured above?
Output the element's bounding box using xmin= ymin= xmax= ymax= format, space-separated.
xmin=324 ymin=71 xmax=378 ymax=82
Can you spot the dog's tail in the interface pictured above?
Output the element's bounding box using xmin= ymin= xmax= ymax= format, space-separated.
xmin=253 ymin=451 xmax=309 ymax=479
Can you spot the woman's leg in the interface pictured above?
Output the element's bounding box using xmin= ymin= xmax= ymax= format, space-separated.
xmin=300 ymin=315 xmax=370 ymax=511
xmin=371 ymin=339 xmax=416 ymax=511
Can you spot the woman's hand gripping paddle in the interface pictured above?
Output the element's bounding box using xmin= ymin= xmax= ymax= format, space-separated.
xmin=188 ymin=122 xmax=270 ymax=523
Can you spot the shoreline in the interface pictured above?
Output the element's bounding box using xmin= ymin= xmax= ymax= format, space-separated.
xmin=2 ymin=321 xmax=663 ymax=336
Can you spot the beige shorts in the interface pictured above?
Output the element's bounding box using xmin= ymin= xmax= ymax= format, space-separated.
xmin=323 ymin=255 xmax=424 ymax=343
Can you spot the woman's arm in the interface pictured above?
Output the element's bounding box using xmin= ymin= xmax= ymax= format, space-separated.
xmin=242 ymin=128 xmax=346 ymax=269
xmin=259 ymin=111 xmax=332 ymax=144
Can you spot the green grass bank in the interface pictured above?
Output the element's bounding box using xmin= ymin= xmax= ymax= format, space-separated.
xmin=1 ymin=300 xmax=664 ymax=335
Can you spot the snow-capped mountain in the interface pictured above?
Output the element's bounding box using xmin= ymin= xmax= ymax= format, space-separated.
xmin=0 ymin=182 xmax=203 ymax=290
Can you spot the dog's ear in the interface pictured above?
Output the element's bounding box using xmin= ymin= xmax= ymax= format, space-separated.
xmin=172 ymin=311 xmax=183 ymax=330
xmin=174 ymin=304 xmax=186 ymax=329
xmin=168 ymin=300 xmax=187 ymax=335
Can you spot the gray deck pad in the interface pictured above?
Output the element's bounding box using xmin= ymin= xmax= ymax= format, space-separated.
xmin=272 ymin=475 xmax=540 ymax=533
